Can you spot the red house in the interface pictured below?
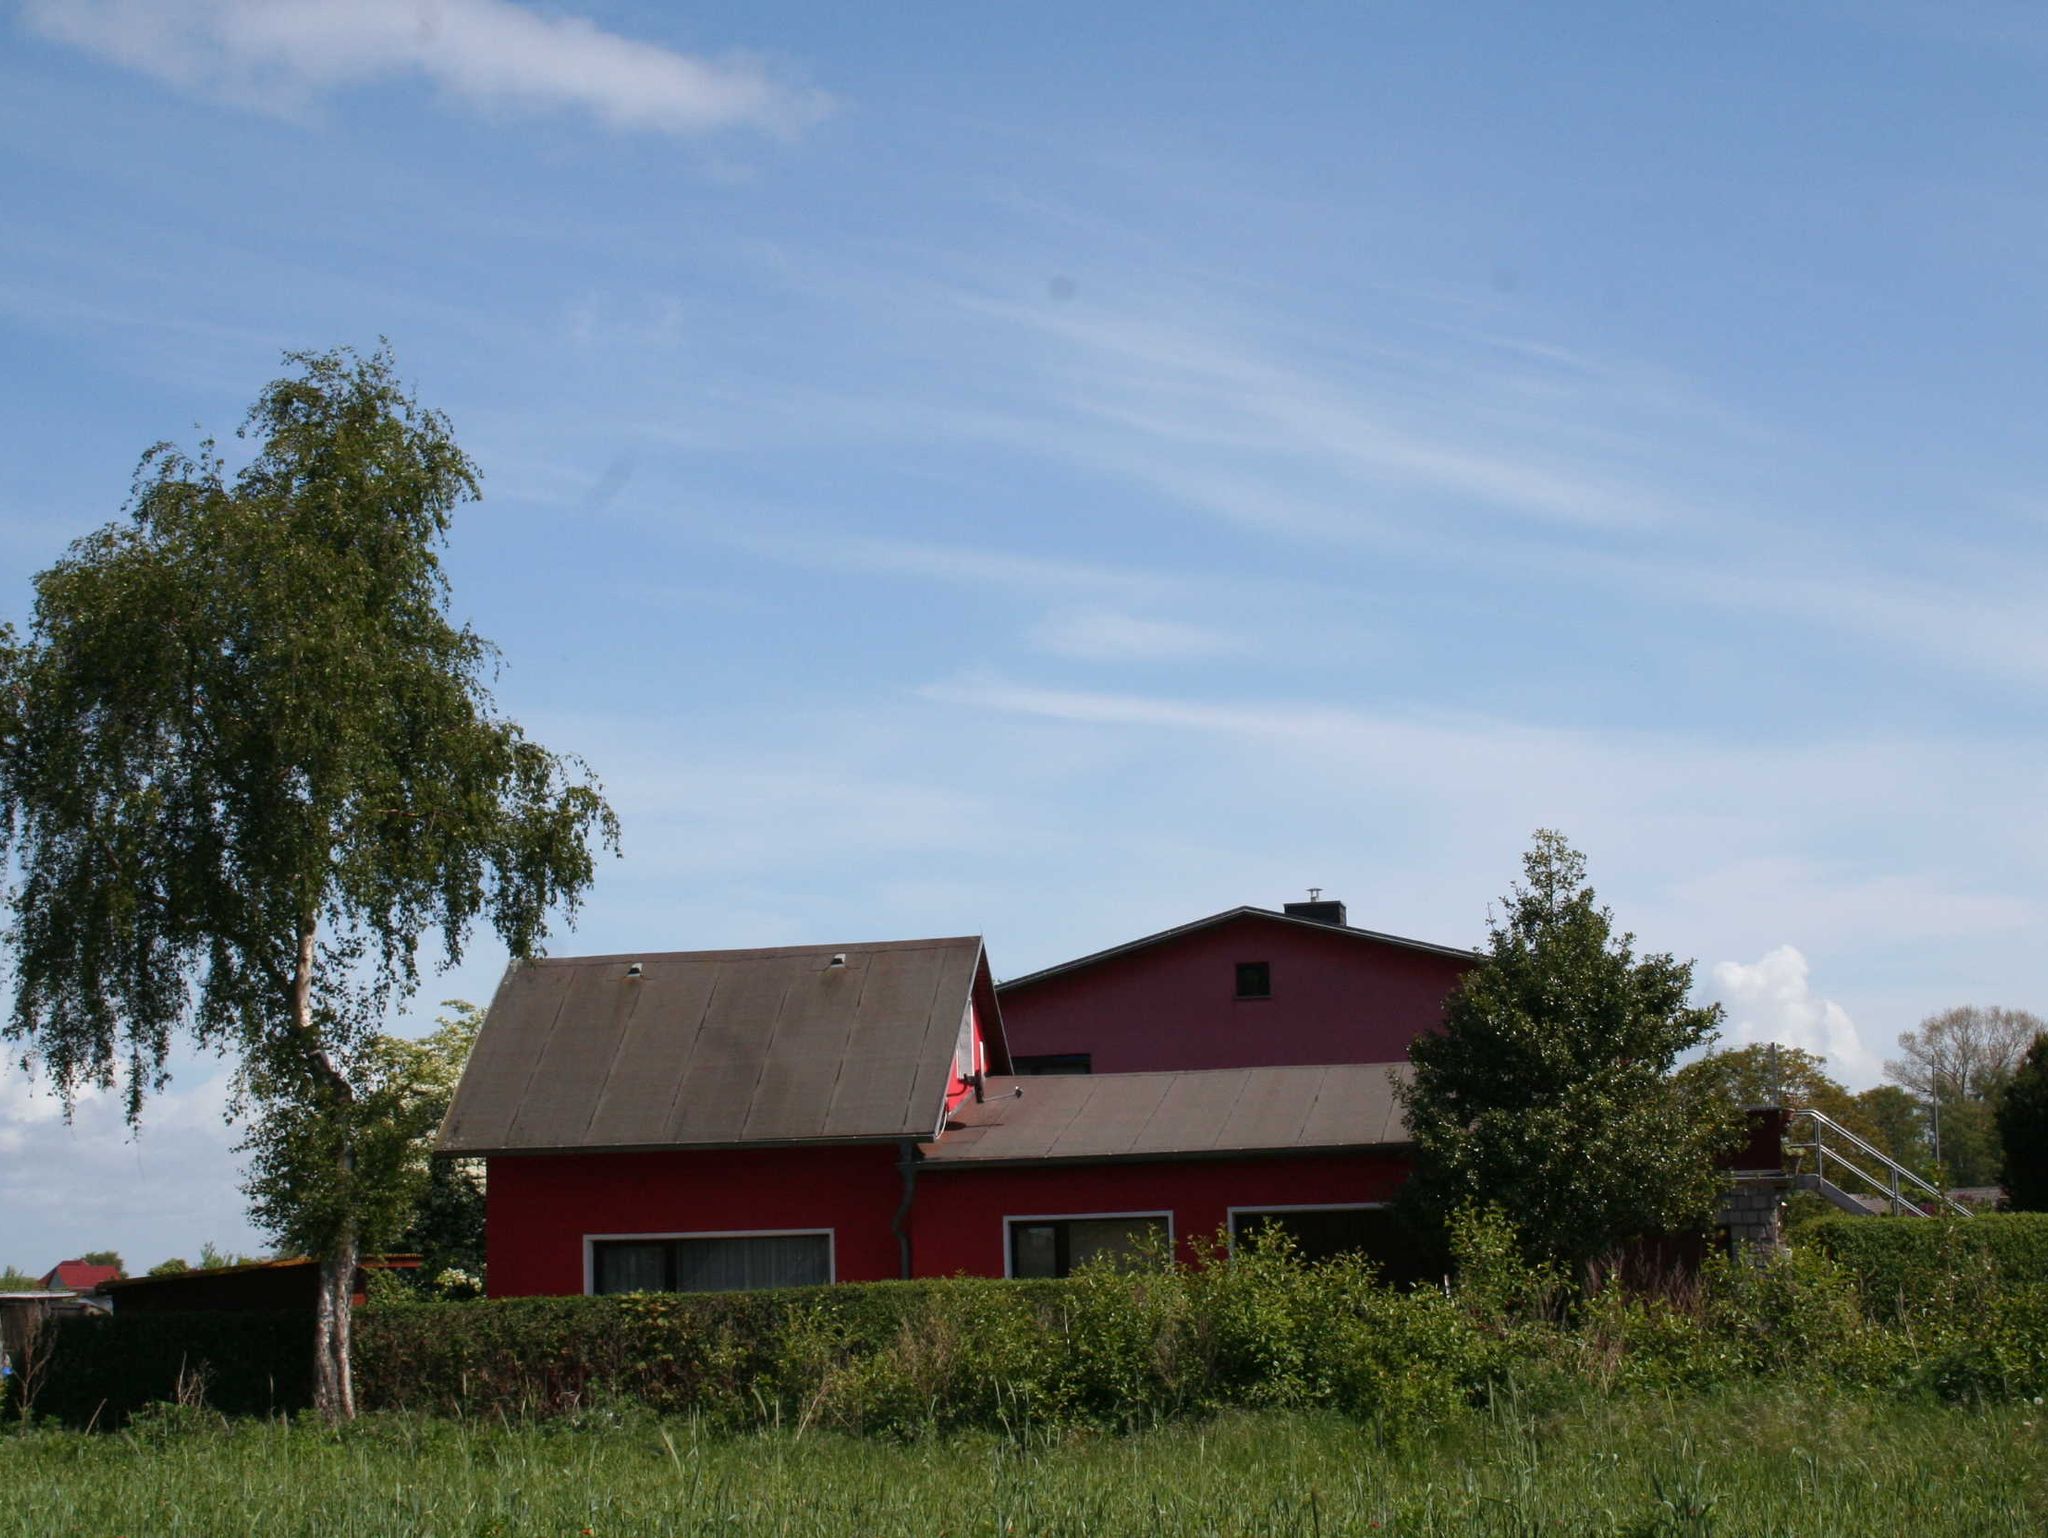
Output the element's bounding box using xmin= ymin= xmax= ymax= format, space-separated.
xmin=441 ymin=901 xmax=1474 ymax=1296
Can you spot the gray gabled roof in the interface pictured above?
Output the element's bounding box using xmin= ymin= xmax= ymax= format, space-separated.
xmin=996 ymin=907 xmax=1474 ymax=993
xmin=919 ymin=1062 xmax=1412 ymax=1166
xmin=438 ymin=937 xmax=1002 ymax=1156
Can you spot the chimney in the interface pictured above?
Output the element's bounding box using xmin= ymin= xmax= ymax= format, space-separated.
xmin=1283 ymin=889 xmax=1348 ymax=927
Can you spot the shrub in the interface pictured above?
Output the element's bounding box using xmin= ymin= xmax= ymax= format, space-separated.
xmin=27 ymin=1213 xmax=2048 ymax=1434
xmin=1805 ymin=1213 xmax=2048 ymax=1320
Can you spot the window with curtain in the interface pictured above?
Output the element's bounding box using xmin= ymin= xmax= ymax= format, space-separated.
xmin=591 ymin=1232 xmax=831 ymax=1294
xmin=1008 ymin=1215 xmax=1168 ymax=1278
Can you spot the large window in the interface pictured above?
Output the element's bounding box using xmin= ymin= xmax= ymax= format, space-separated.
xmin=1234 ymin=961 xmax=1271 ymax=999
xmin=1008 ymin=1214 xmax=1169 ymax=1278
xmin=589 ymin=1231 xmax=831 ymax=1295
xmin=1229 ymin=1205 xmax=1407 ymax=1269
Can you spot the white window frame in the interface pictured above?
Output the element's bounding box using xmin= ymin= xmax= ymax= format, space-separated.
xmin=1223 ymin=1201 xmax=1389 ymax=1257
xmin=1001 ymin=1210 xmax=1175 ymax=1279
xmin=582 ymin=1227 xmax=836 ymax=1296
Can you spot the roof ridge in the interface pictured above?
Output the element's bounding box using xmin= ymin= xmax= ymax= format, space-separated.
xmin=996 ymin=908 xmax=1474 ymax=992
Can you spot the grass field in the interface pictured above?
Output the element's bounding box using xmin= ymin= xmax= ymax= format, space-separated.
xmin=4 ymin=1388 xmax=2041 ymax=1538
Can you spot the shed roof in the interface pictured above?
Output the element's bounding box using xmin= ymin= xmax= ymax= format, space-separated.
xmin=919 ymin=1062 xmax=1411 ymax=1166
xmin=996 ymin=907 xmax=1474 ymax=993
xmin=438 ymin=937 xmax=1003 ymax=1156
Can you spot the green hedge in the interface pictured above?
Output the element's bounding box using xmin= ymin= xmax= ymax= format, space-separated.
xmin=29 ymin=1311 xmax=311 ymax=1427
xmin=24 ymin=1215 xmax=2048 ymax=1433
xmin=355 ymin=1278 xmax=1072 ymax=1421
xmin=1805 ymin=1214 xmax=2048 ymax=1319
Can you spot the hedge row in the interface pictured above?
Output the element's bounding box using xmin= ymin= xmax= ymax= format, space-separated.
xmin=22 ymin=1216 xmax=2048 ymax=1433
xmin=1806 ymin=1213 xmax=2048 ymax=1319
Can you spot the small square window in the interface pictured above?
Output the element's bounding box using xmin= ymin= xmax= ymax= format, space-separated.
xmin=1235 ymin=961 xmax=1271 ymax=999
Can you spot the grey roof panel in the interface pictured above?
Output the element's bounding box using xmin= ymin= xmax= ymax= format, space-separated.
xmin=923 ymin=1063 xmax=1411 ymax=1165
xmin=1215 ymin=1067 xmax=1316 ymax=1150
xmin=1128 ymin=1071 xmax=1247 ymax=1156
xmin=671 ymin=956 xmax=795 ymax=1144
xmin=594 ymin=961 xmax=720 ymax=1146
xmin=506 ymin=962 xmax=647 ymax=1147
xmin=740 ymin=954 xmax=865 ymax=1141
xmin=1050 ymin=1073 xmax=1171 ymax=1159
xmin=439 ymin=937 xmax=989 ymax=1155
xmin=435 ymin=963 xmax=565 ymax=1152
xmin=820 ymin=946 xmax=947 ymax=1137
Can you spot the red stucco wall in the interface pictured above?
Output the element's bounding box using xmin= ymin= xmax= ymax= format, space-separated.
xmin=997 ymin=914 xmax=1472 ymax=1073
xmin=485 ymin=1144 xmax=909 ymax=1296
xmin=909 ymin=1150 xmax=1414 ymax=1276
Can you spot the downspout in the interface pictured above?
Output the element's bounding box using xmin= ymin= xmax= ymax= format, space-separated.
xmin=892 ymin=1137 xmax=919 ymax=1280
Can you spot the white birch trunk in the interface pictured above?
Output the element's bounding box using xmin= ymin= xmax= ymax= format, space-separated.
xmin=292 ymin=917 xmax=360 ymax=1422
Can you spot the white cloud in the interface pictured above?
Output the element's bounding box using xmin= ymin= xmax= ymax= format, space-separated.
xmin=1030 ymin=608 xmax=1234 ymax=663
xmin=20 ymin=0 xmax=828 ymax=137
xmin=0 ymin=1061 xmax=265 ymax=1273
xmin=1710 ymin=946 xmax=1879 ymax=1086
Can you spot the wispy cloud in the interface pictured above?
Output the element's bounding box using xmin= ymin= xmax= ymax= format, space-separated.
xmin=20 ymin=0 xmax=829 ymax=137
xmin=1029 ymin=608 xmax=1235 ymax=663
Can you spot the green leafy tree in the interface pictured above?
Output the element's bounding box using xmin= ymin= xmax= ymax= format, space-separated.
xmin=0 ymin=1266 xmax=38 ymax=1290
xmin=1399 ymin=830 xmax=1738 ymax=1279
xmin=145 ymin=1258 xmax=192 ymax=1277
xmin=74 ymin=1250 xmax=124 ymax=1274
xmin=0 ymin=345 xmax=617 ymax=1418
xmin=1996 ymin=1034 xmax=2048 ymax=1210
xmin=1677 ymin=1043 xmax=1878 ymax=1133
xmin=1851 ymin=1085 xmax=1931 ymax=1176
xmin=240 ymin=1000 xmax=483 ymax=1287
xmin=1884 ymin=1005 xmax=2039 ymax=1187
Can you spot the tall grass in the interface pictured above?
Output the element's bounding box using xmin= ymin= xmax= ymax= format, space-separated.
xmin=5 ymin=1388 xmax=2043 ymax=1537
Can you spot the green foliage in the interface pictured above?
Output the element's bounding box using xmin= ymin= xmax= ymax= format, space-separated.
xmin=72 ymin=1252 xmax=123 ymax=1275
xmin=240 ymin=1002 xmax=481 ymax=1261
xmin=1401 ymin=831 xmax=1739 ymax=1275
xmin=1885 ymin=1006 xmax=2041 ymax=1188
xmin=0 ymin=337 xmax=615 ymax=1112
xmin=145 ymin=1259 xmax=190 ymax=1277
xmin=1998 ymin=1033 xmax=2048 ymax=1210
xmin=30 ymin=1211 xmax=2048 ymax=1437
xmin=0 ymin=345 xmax=617 ymax=1412
xmin=197 ymin=1242 xmax=261 ymax=1270
xmin=1855 ymin=1084 xmax=1932 ymax=1174
xmin=1804 ymin=1213 xmax=2048 ymax=1320
xmin=5 ymin=1392 xmax=2047 ymax=1538
xmin=1676 ymin=1043 xmax=1894 ymax=1156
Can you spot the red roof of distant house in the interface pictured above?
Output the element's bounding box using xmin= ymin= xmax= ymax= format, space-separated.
xmin=39 ymin=1260 xmax=122 ymax=1293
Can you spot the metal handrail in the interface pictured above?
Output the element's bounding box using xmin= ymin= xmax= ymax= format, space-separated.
xmin=1783 ymin=1106 xmax=1972 ymax=1218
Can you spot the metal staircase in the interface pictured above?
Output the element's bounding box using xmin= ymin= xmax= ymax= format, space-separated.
xmin=1783 ymin=1107 xmax=1972 ymax=1218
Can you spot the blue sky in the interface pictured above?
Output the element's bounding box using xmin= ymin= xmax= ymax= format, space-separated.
xmin=4 ymin=2 xmax=2045 ymax=1270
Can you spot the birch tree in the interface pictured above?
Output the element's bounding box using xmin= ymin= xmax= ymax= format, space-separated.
xmin=0 ymin=345 xmax=617 ymax=1418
